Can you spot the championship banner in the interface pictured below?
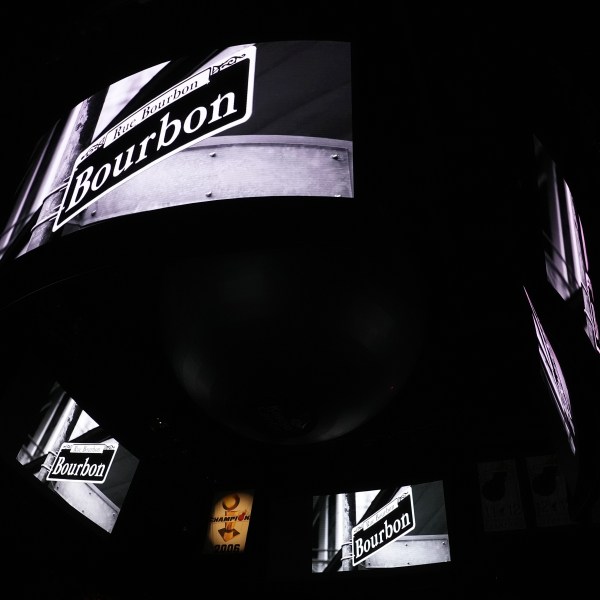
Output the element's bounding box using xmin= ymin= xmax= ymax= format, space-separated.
xmin=526 ymin=455 xmax=572 ymax=527
xmin=204 ymin=490 xmax=254 ymax=553
xmin=478 ymin=459 xmax=526 ymax=532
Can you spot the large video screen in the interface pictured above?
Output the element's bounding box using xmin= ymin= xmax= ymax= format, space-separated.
xmin=1 ymin=40 xmax=353 ymax=260
xmin=16 ymin=382 xmax=139 ymax=534
xmin=312 ymin=479 xmax=451 ymax=572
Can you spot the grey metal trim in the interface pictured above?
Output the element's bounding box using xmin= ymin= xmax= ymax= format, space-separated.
xmin=68 ymin=135 xmax=354 ymax=228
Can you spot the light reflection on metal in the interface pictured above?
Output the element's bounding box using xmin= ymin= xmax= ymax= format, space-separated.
xmin=535 ymin=136 xmax=599 ymax=354
xmin=524 ymin=287 xmax=576 ymax=454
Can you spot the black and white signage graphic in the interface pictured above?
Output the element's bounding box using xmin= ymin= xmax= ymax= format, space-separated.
xmin=47 ymin=442 xmax=118 ymax=484
xmin=53 ymin=46 xmax=256 ymax=231
xmin=352 ymin=487 xmax=416 ymax=567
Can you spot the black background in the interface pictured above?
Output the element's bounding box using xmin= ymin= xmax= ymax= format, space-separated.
xmin=3 ymin=2 xmax=599 ymax=599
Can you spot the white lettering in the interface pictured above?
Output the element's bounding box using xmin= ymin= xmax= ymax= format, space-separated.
xmin=92 ymin=164 xmax=111 ymax=192
xmin=113 ymin=118 xmax=137 ymax=139
xmin=385 ymin=519 xmax=394 ymax=539
xmin=209 ymin=92 xmax=237 ymax=124
xmin=51 ymin=456 xmax=65 ymax=475
xmin=136 ymin=133 xmax=157 ymax=163
xmin=157 ymin=112 xmax=181 ymax=150
xmin=113 ymin=145 xmax=136 ymax=177
xmin=66 ymin=167 xmax=94 ymax=211
xmin=355 ymin=538 xmax=364 ymax=559
xmin=49 ymin=455 xmax=106 ymax=479
xmin=401 ymin=513 xmax=410 ymax=529
xmin=183 ymin=106 xmax=208 ymax=134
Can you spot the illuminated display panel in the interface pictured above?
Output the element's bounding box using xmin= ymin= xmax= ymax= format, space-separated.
xmin=204 ymin=489 xmax=255 ymax=554
xmin=535 ymin=136 xmax=600 ymax=355
xmin=312 ymin=479 xmax=450 ymax=572
xmin=524 ymin=287 xmax=576 ymax=455
xmin=16 ymin=382 xmax=139 ymax=534
xmin=0 ymin=40 xmax=353 ymax=260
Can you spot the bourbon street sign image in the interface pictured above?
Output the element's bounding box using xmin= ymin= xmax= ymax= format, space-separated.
xmin=352 ymin=487 xmax=416 ymax=567
xmin=47 ymin=442 xmax=118 ymax=484
xmin=53 ymin=45 xmax=256 ymax=231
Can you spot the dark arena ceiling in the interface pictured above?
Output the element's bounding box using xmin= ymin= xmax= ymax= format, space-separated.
xmin=2 ymin=2 xmax=599 ymax=599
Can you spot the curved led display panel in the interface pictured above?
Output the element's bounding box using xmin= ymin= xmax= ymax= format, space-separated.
xmin=1 ymin=40 xmax=353 ymax=259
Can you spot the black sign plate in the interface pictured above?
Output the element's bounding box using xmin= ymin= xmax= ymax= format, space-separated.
xmin=53 ymin=46 xmax=256 ymax=231
xmin=47 ymin=442 xmax=118 ymax=484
